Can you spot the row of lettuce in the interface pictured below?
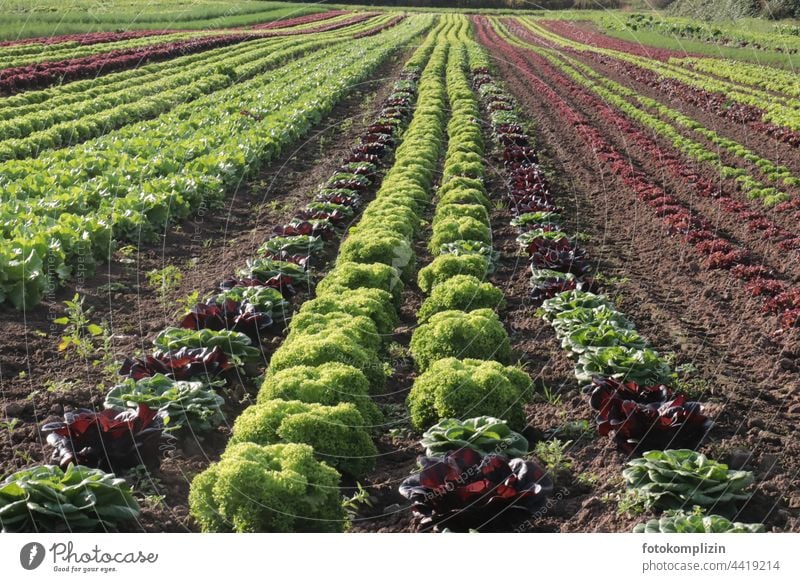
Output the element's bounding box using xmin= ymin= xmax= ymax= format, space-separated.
xmin=491 ymin=17 xmax=800 ymax=330
xmin=0 ymin=18 xmax=410 ymax=158
xmin=0 ymin=16 xmax=431 ymax=311
xmin=503 ymin=19 xmax=800 ymax=209
xmin=471 ymin=53 xmax=764 ymax=532
xmin=397 ymin=32 xmax=556 ymax=531
xmin=0 ymin=19 xmax=435 ymax=533
xmin=186 ymin=17 xmax=456 ymax=533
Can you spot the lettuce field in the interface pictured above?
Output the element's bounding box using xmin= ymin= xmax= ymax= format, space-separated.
xmin=0 ymin=2 xmax=798 ymax=534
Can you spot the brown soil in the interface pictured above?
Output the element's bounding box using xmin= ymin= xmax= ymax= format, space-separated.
xmin=0 ymin=51 xmax=411 ymax=532
xmin=478 ymin=31 xmax=800 ymax=532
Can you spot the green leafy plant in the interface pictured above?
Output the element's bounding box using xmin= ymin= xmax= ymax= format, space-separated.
xmin=0 ymin=464 xmax=139 ymax=532
xmin=153 ymin=327 xmax=261 ymax=367
xmin=421 ymin=416 xmax=529 ymax=458
xmin=54 ymin=293 xmax=104 ymax=358
xmin=316 ymin=262 xmax=403 ymax=305
xmin=623 ymin=450 xmax=755 ymax=512
xmin=428 ymin=216 xmax=491 ymax=254
xmin=417 ymin=275 xmax=505 ymax=323
xmin=297 ymin=287 xmax=398 ymax=338
xmin=189 ymin=442 xmax=346 ymax=532
xmin=267 ymin=331 xmax=385 ymax=392
xmin=633 ymin=509 xmax=765 ymax=533
xmin=407 ymin=357 xmax=532 ymax=430
xmin=257 ymin=363 xmax=382 ymax=428
xmin=417 ymin=253 xmax=491 ymax=295
xmin=230 ymin=399 xmax=377 ymax=478
xmin=561 ymin=320 xmax=646 ymax=356
xmin=105 ymin=374 xmax=224 ymax=432
xmin=576 ymin=346 xmax=672 ymax=384
xmin=146 ymin=265 xmax=183 ymax=307
xmin=410 ymin=308 xmax=511 ymax=371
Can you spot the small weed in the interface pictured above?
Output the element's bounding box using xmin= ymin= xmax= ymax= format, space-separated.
xmin=533 ymin=439 xmax=573 ymax=474
xmin=576 ymin=472 xmax=599 ymax=487
xmin=594 ymin=272 xmax=631 ymax=287
xmin=617 ymin=489 xmax=649 ymax=516
xmin=117 ymin=245 xmax=138 ymax=265
xmin=342 ymin=482 xmax=374 ymax=517
xmin=0 ymin=418 xmax=22 ymax=431
xmin=146 ymin=265 xmax=183 ymax=307
xmin=202 ymin=238 xmax=214 ymax=249
xmin=547 ymin=419 xmax=592 ymax=442
xmin=98 ymin=282 xmax=131 ymax=294
xmin=180 ymin=290 xmax=201 ymax=313
xmin=388 ymin=427 xmax=414 ymax=441
xmin=493 ymin=199 xmax=509 ymax=211
xmin=537 ymin=384 xmax=563 ymax=406
xmin=670 ymin=362 xmax=710 ymax=399
xmin=126 ymin=465 xmax=164 ymax=499
xmin=14 ymin=449 xmax=35 ymax=465
xmin=54 ymin=294 xmax=104 ymax=358
xmin=44 ymin=379 xmax=79 ymax=393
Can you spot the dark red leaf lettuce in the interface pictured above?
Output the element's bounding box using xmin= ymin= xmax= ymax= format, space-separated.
xmin=399 ymin=448 xmax=553 ymax=530
xmin=586 ymin=377 xmax=713 ymax=454
xmin=119 ymin=346 xmax=233 ymax=381
xmin=43 ymin=406 xmax=167 ymax=472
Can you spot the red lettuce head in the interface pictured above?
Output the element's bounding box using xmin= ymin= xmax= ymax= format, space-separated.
xmin=586 ymin=377 xmax=713 ymax=454
xmin=119 ymin=346 xmax=232 ymax=381
xmin=399 ymin=448 xmax=553 ymax=531
xmin=43 ymin=406 xmax=167 ymax=472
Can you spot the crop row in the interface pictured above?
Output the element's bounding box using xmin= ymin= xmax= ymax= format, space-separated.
xmin=483 ymin=17 xmax=800 ymax=330
xmin=618 ymin=13 xmax=800 ymax=54
xmin=261 ymin=12 xmax=380 ymax=37
xmin=469 ymin=26 xmax=766 ymax=531
xmin=398 ymin=28 xmax=555 ymax=531
xmin=0 ymin=29 xmax=180 ymax=49
xmin=0 ymin=37 xmax=331 ymax=159
xmin=251 ymin=10 xmax=348 ymax=30
xmin=0 ymin=30 xmax=219 ymax=70
xmin=0 ymin=17 xmax=437 ymax=534
xmin=593 ymin=54 xmax=800 ymax=149
xmin=0 ymin=19 xmax=405 ymax=152
xmin=187 ymin=17 xmax=452 ymax=532
xmin=501 ymin=19 xmax=799 ymax=210
xmin=0 ymin=33 xmax=259 ymax=94
xmin=677 ymin=57 xmax=800 ymax=100
xmin=0 ymin=41 xmax=271 ymax=115
xmin=0 ymin=17 xmax=432 ymax=310
xmin=519 ymin=18 xmax=800 ymax=133
xmin=0 ymin=20 xmax=371 ymax=117
xmin=353 ymin=15 xmax=407 ymax=39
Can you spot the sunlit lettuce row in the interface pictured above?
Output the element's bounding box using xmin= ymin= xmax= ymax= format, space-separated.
xmin=0 ymin=16 xmax=433 ymax=310
xmin=407 ymin=22 xmax=534 ymax=434
xmin=0 ymin=30 xmax=223 ymax=69
xmin=0 ymin=17 xmax=381 ymax=117
xmin=395 ymin=24 xmax=560 ymax=533
xmin=557 ymin=54 xmax=800 ymax=201
xmin=494 ymin=20 xmax=797 ymax=208
xmin=516 ymin=18 xmax=800 ymax=133
xmin=677 ymin=57 xmax=800 ymax=100
xmin=188 ymin=17 xmax=453 ymax=533
xmin=0 ymin=38 xmax=285 ymax=117
xmin=0 ymin=36 xmax=351 ymax=159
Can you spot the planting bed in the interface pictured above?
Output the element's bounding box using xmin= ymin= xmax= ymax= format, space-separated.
xmin=0 ymin=9 xmax=798 ymax=535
